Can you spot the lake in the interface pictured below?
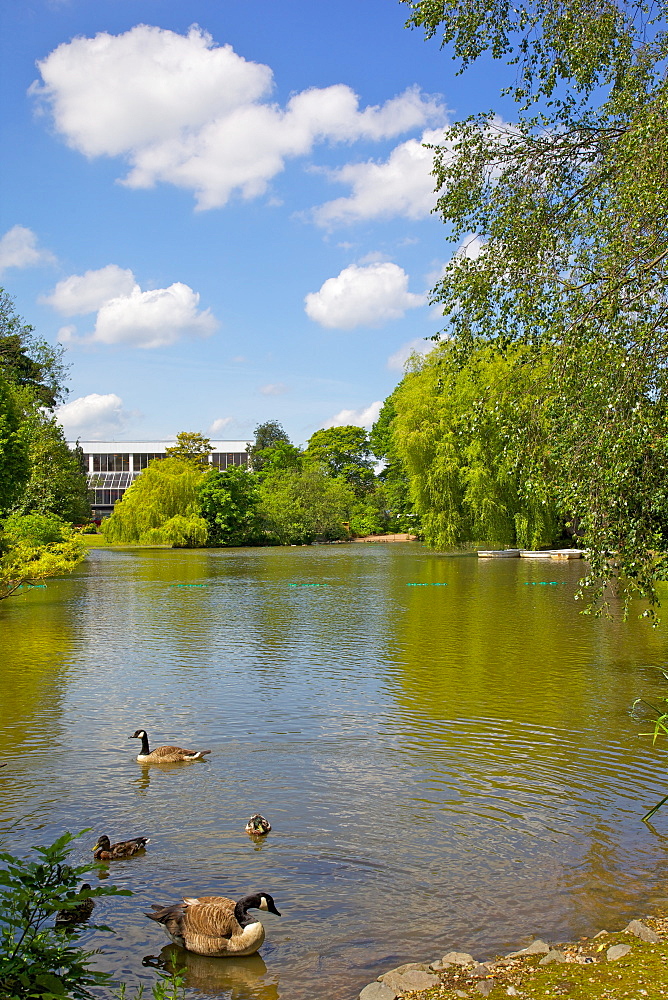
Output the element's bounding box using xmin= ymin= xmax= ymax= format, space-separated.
xmin=3 ymin=542 xmax=668 ymax=999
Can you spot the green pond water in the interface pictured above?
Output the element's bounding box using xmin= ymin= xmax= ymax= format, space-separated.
xmin=3 ymin=543 xmax=668 ymax=1000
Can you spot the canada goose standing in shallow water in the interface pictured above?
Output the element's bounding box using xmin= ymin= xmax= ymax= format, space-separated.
xmin=146 ymin=892 xmax=281 ymax=957
xmin=55 ymin=884 xmax=95 ymax=927
xmin=130 ymin=729 xmax=211 ymax=762
xmin=92 ymin=834 xmax=150 ymax=859
xmin=245 ymin=814 xmax=271 ymax=836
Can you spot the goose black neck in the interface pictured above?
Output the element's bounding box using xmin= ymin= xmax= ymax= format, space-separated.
xmin=234 ymin=896 xmax=259 ymax=927
xmin=138 ymin=733 xmax=150 ymax=755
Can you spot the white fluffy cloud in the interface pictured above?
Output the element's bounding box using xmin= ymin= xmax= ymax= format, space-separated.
xmin=313 ymin=128 xmax=445 ymax=226
xmin=31 ymin=25 xmax=445 ymax=210
xmin=44 ymin=265 xmax=218 ymax=348
xmin=304 ymin=261 xmax=426 ymax=330
xmin=323 ymin=400 xmax=382 ymax=430
xmin=0 ymin=225 xmax=55 ymax=274
xmin=55 ymin=393 xmax=132 ymax=438
xmin=209 ymin=416 xmax=234 ymax=434
xmin=42 ymin=264 xmax=135 ymax=315
xmin=387 ymin=336 xmax=437 ymax=371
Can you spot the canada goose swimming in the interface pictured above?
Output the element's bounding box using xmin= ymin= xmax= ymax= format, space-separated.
xmin=245 ymin=814 xmax=271 ymax=836
xmin=92 ymin=834 xmax=150 ymax=859
xmin=55 ymin=884 xmax=95 ymax=927
xmin=130 ymin=729 xmax=211 ymax=762
xmin=146 ymin=892 xmax=281 ymax=957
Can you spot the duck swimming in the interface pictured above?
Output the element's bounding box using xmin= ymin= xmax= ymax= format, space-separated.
xmin=130 ymin=729 xmax=211 ymax=762
xmin=146 ymin=892 xmax=281 ymax=957
xmin=55 ymin=884 xmax=95 ymax=927
xmin=92 ymin=834 xmax=150 ymax=859
xmin=245 ymin=814 xmax=271 ymax=836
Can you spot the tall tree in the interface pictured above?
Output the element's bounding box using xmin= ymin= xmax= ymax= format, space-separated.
xmin=13 ymin=401 xmax=90 ymax=524
xmin=369 ymin=393 xmax=419 ymax=533
xmin=0 ymin=372 xmax=30 ymax=516
xmin=0 ymin=289 xmax=68 ymax=407
xmin=102 ymin=458 xmax=208 ymax=546
xmin=248 ymin=420 xmax=293 ymax=472
xmin=258 ymin=466 xmax=355 ymax=544
xmin=305 ymin=425 xmax=375 ymax=496
xmin=402 ymin=0 xmax=668 ymax=614
xmin=393 ymin=341 xmax=559 ymax=549
xmin=197 ymin=465 xmax=262 ymax=546
xmin=164 ymin=431 xmax=213 ymax=467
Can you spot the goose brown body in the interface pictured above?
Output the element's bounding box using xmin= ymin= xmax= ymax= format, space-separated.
xmin=146 ymin=892 xmax=281 ymax=957
xmin=130 ymin=729 xmax=211 ymax=762
xmin=93 ymin=835 xmax=149 ymax=859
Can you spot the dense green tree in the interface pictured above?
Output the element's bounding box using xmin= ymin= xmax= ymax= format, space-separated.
xmin=403 ymin=0 xmax=668 ymax=613
xmin=13 ymin=400 xmax=90 ymax=524
xmin=248 ymin=420 xmax=293 ymax=472
xmin=0 ymin=516 xmax=85 ymax=600
xmin=102 ymin=458 xmax=208 ymax=546
xmin=258 ymin=466 xmax=355 ymax=544
xmin=0 ymin=372 xmax=30 ymax=515
xmin=197 ymin=465 xmax=262 ymax=545
xmin=164 ymin=431 xmax=213 ymax=466
xmin=393 ymin=341 xmax=560 ymax=549
xmin=369 ymin=394 xmax=419 ymax=533
xmin=254 ymin=439 xmax=303 ymax=475
xmin=0 ymin=289 xmax=68 ymax=407
xmin=305 ymin=425 xmax=375 ymax=496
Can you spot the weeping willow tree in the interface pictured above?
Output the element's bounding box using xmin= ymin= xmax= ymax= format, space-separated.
xmin=102 ymin=458 xmax=208 ymax=546
xmin=392 ymin=341 xmax=560 ymax=549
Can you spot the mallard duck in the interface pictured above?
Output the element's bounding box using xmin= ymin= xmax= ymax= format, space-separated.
xmin=245 ymin=814 xmax=271 ymax=836
xmin=92 ymin=834 xmax=150 ymax=859
xmin=130 ymin=729 xmax=211 ymax=762
xmin=55 ymin=884 xmax=95 ymax=927
xmin=145 ymin=892 xmax=281 ymax=957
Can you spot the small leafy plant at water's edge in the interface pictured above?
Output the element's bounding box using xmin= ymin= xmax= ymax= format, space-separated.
xmin=0 ymin=830 xmax=184 ymax=998
xmin=633 ymin=673 xmax=668 ymax=821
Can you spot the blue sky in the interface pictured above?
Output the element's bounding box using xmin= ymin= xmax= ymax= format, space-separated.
xmin=0 ymin=0 xmax=508 ymax=445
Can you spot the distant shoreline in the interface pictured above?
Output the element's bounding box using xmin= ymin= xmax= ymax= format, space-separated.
xmin=350 ymin=533 xmax=418 ymax=544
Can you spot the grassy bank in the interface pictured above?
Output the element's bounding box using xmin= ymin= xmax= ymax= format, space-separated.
xmin=398 ymin=915 xmax=668 ymax=999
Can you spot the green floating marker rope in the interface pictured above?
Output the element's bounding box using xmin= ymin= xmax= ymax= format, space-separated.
xmin=523 ymin=581 xmax=566 ymax=586
xmin=289 ymin=583 xmax=329 ymax=587
xmin=406 ymin=582 xmax=448 ymax=587
xmin=172 ymin=583 xmax=207 ymax=587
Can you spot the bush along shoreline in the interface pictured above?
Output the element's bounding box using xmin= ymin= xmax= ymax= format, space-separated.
xmin=359 ymin=912 xmax=668 ymax=999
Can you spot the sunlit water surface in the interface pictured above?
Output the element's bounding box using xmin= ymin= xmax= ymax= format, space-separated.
xmin=3 ymin=544 xmax=668 ymax=999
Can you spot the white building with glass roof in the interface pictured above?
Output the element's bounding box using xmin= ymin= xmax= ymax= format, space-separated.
xmin=68 ymin=440 xmax=252 ymax=519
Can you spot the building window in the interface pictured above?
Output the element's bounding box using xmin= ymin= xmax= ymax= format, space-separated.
xmin=210 ymin=452 xmax=248 ymax=469
xmin=92 ymin=453 xmax=129 ymax=472
xmin=133 ymin=453 xmax=163 ymax=470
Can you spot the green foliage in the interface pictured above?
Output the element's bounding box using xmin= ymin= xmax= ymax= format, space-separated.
xmin=402 ymin=0 xmax=668 ymax=614
xmin=2 ymin=512 xmax=69 ymax=546
xmin=102 ymin=458 xmax=208 ymax=547
xmin=164 ymin=431 xmax=212 ymax=467
xmin=369 ymin=395 xmax=420 ymax=533
xmin=0 ymin=289 xmax=68 ymax=408
xmin=0 ymin=370 xmax=30 ymax=515
xmin=13 ymin=400 xmax=90 ymax=524
xmin=0 ymin=830 xmax=130 ymax=999
xmin=258 ymin=466 xmax=355 ymax=544
xmin=305 ymin=425 xmax=375 ymax=496
xmin=254 ymin=439 xmax=303 ymax=475
xmin=197 ymin=465 xmax=262 ymax=545
xmin=248 ymin=420 xmax=292 ymax=472
xmin=348 ymin=486 xmax=392 ymax=537
xmin=0 ymin=523 xmax=85 ymax=600
xmin=393 ymin=342 xmax=559 ymax=549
